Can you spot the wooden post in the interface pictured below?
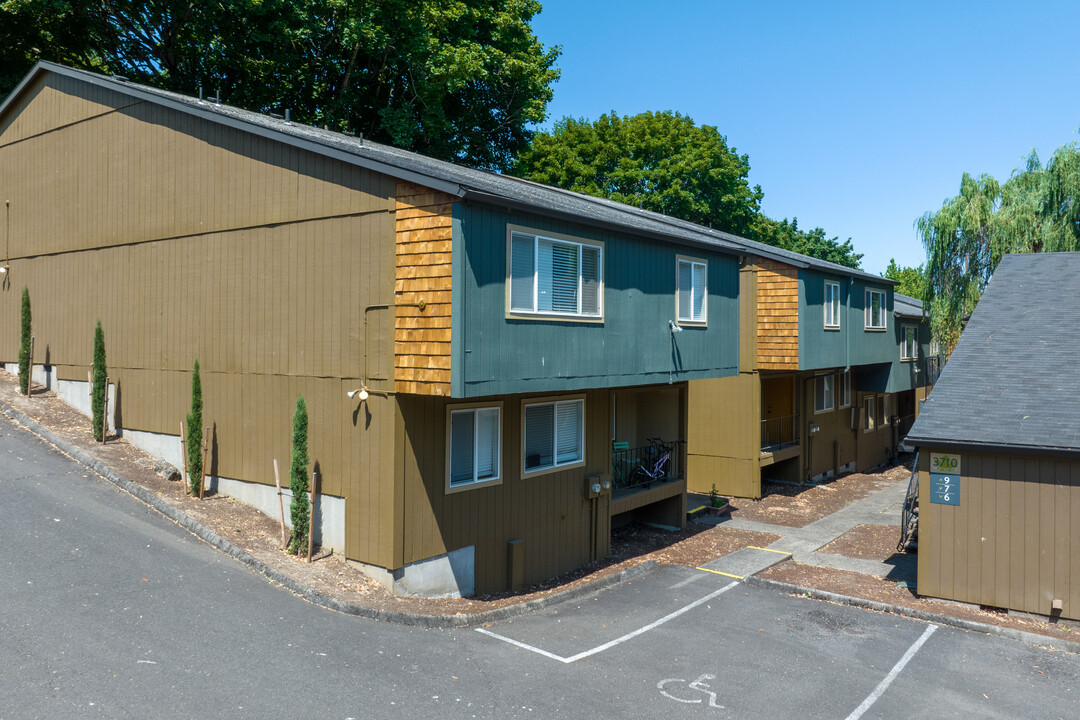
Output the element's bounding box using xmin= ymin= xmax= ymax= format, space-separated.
xmin=26 ymin=335 xmax=33 ymax=396
xmin=101 ymin=376 xmax=109 ymax=443
xmin=199 ymin=425 xmax=209 ymax=500
xmin=273 ymin=459 xmax=287 ymax=549
xmin=180 ymin=421 xmax=189 ymax=490
xmin=308 ymin=469 xmax=317 ymax=562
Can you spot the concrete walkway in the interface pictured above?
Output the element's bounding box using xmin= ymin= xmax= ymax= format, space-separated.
xmin=695 ymin=478 xmax=917 ymax=583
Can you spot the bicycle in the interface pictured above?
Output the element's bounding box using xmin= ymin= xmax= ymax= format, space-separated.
xmin=629 ymin=437 xmax=676 ymax=487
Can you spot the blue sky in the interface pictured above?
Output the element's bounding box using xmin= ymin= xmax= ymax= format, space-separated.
xmin=530 ymin=1 xmax=1080 ymax=275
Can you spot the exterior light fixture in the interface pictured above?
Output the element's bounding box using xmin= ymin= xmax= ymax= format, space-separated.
xmin=668 ymin=320 xmax=683 ymax=334
xmin=347 ymin=387 xmax=369 ymax=401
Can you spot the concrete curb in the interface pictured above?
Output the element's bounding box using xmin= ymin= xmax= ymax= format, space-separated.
xmin=0 ymin=400 xmax=656 ymax=629
xmin=744 ymin=575 xmax=1080 ymax=656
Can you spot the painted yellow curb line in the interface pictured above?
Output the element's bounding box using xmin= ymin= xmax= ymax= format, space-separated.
xmin=749 ymin=546 xmax=790 ymax=555
xmin=696 ymin=566 xmax=743 ymax=580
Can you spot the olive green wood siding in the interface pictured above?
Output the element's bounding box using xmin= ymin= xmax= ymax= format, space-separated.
xmin=687 ymin=373 xmax=761 ymax=497
xmin=397 ymin=389 xmax=612 ymax=594
xmin=917 ymin=449 xmax=1080 ymax=620
xmin=452 ymin=203 xmax=740 ymax=397
xmin=802 ymin=374 xmax=858 ymax=478
xmin=0 ymin=71 xmax=402 ymax=570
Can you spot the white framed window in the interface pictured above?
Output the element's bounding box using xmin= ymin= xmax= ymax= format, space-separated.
xmin=824 ymin=281 xmax=840 ymax=328
xmin=676 ymin=256 xmax=707 ymax=324
xmin=523 ymin=398 xmax=584 ymax=473
xmin=865 ymin=289 xmax=886 ymax=330
xmin=838 ymin=371 xmax=852 ymax=408
xmin=447 ymin=405 xmax=501 ymax=492
xmin=864 ymin=396 xmax=876 ymax=432
xmin=814 ymin=374 xmax=834 ymax=413
xmin=509 ymin=230 xmax=602 ymax=319
xmin=879 ymin=394 xmax=891 ymax=426
xmin=901 ymin=325 xmax=917 ymax=360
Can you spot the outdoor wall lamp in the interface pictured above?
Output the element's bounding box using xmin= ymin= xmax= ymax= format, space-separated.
xmin=668 ymin=320 xmax=683 ymax=334
xmin=346 ymin=387 xmax=369 ymax=401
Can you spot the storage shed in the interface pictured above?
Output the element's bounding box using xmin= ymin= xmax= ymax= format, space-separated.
xmin=906 ymin=252 xmax=1080 ymax=620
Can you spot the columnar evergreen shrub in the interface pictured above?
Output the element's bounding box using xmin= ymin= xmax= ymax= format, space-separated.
xmin=91 ymin=321 xmax=107 ymax=441
xmin=288 ymin=395 xmax=310 ymax=556
xmin=186 ymin=359 xmax=203 ymax=496
xmin=18 ymin=287 xmax=31 ymax=395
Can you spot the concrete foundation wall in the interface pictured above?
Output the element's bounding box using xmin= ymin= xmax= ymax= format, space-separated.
xmin=348 ymin=545 xmax=475 ymax=598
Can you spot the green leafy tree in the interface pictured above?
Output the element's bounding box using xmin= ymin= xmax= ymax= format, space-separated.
xmin=288 ymin=395 xmax=310 ymax=556
xmin=916 ymin=145 xmax=1080 ymax=351
xmin=186 ymin=359 xmax=203 ymax=496
xmin=0 ymin=0 xmax=560 ymax=171
xmin=515 ymin=111 xmax=763 ymax=237
xmin=91 ymin=320 xmax=106 ymax=441
xmin=882 ymin=258 xmax=927 ymax=301
xmin=18 ymin=287 xmax=31 ymax=394
xmin=752 ymin=216 xmax=863 ymax=269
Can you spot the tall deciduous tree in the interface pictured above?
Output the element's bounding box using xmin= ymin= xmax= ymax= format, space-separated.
xmin=0 ymin=0 xmax=560 ymax=171
xmin=515 ymin=111 xmax=764 ymax=238
xmin=186 ymin=359 xmax=203 ymax=496
xmin=18 ymin=287 xmax=31 ymax=395
xmin=288 ymin=395 xmax=310 ymax=556
xmin=916 ymin=145 xmax=1080 ymax=350
xmin=91 ymin=321 xmax=106 ymax=441
xmin=882 ymin=258 xmax=927 ymax=301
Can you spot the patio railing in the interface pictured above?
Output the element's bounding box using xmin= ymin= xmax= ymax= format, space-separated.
xmin=761 ymin=414 xmax=799 ymax=452
xmin=611 ymin=440 xmax=685 ymax=492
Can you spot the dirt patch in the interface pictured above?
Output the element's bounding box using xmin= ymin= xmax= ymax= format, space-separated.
xmin=820 ymin=524 xmax=902 ymax=562
xmin=760 ymin=561 xmax=1080 ymax=645
xmin=697 ymin=461 xmax=912 ymax=528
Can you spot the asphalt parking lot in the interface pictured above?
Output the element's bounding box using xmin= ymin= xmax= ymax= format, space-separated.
xmin=467 ymin=564 xmax=1080 ymax=719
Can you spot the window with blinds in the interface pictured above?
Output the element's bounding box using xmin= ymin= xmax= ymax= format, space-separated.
xmin=677 ymin=257 xmax=707 ymax=323
xmin=448 ymin=407 xmax=500 ymax=489
xmin=509 ymin=231 xmax=602 ymax=318
xmin=523 ymin=398 xmax=584 ymax=472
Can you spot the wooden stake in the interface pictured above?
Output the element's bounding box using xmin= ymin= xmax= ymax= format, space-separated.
xmin=26 ymin=335 xmax=33 ymax=396
xmin=101 ymin=376 xmax=109 ymax=443
xmin=273 ymin=459 xmax=287 ymax=549
xmin=199 ymin=425 xmax=209 ymax=500
xmin=180 ymin=421 xmax=189 ymax=491
xmin=308 ymin=469 xmax=317 ymax=562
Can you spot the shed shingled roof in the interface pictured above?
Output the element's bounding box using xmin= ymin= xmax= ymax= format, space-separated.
xmin=907 ymin=252 xmax=1080 ymax=455
xmin=893 ymin=293 xmax=924 ymax=319
xmin=1 ymin=61 xmax=894 ymax=286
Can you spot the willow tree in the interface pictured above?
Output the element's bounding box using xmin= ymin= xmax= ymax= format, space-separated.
xmin=917 ymin=145 xmax=1080 ymax=351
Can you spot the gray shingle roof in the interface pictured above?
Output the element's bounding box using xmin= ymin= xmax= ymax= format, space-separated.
xmin=907 ymin=252 xmax=1080 ymax=454
xmin=893 ymin=292 xmax=924 ymax=318
xmin=2 ymin=61 xmax=893 ymax=286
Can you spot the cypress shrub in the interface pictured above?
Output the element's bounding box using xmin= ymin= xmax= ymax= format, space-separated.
xmin=186 ymin=359 xmax=203 ymax=496
xmin=288 ymin=395 xmax=310 ymax=555
xmin=18 ymin=287 xmax=31 ymax=395
xmin=91 ymin=321 xmax=107 ymax=441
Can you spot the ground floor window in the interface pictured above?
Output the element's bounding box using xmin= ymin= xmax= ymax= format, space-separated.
xmin=814 ymin=375 xmax=834 ymax=413
xmin=838 ymin=371 xmax=852 ymax=407
xmin=864 ymin=396 xmax=875 ymax=431
xmin=878 ymin=394 xmax=891 ymax=426
xmin=524 ymin=398 xmax=584 ymax=472
xmin=448 ymin=406 xmax=501 ymax=491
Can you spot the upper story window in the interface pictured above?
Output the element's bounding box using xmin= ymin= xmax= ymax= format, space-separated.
xmin=447 ymin=406 xmax=501 ymax=492
xmin=930 ymin=339 xmax=941 ymax=357
xmin=838 ymin=370 xmax=852 ymax=407
xmin=509 ymin=230 xmax=602 ymax=319
xmin=523 ymin=398 xmax=584 ymax=473
xmin=677 ymin=256 xmax=707 ymax=324
xmin=814 ymin=374 xmax=834 ymax=413
xmin=824 ymin=281 xmax=841 ymax=328
xmin=901 ymin=325 xmax=917 ymax=360
xmin=865 ymin=289 xmax=887 ymax=330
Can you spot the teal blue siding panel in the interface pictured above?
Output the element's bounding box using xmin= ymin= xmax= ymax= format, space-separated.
xmin=887 ymin=315 xmax=933 ymax=393
xmin=450 ymin=203 xmax=467 ymax=397
xmin=799 ymin=269 xmax=850 ymax=370
xmin=456 ymin=202 xmax=740 ymax=397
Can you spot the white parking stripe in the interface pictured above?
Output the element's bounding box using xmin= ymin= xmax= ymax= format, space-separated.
xmin=844 ymin=624 xmax=938 ymax=720
xmin=475 ymin=581 xmax=739 ymax=664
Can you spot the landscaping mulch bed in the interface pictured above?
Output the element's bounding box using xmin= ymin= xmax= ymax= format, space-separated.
xmin=820 ymin=524 xmax=903 ymax=562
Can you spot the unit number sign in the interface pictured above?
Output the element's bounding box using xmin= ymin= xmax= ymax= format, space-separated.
xmin=929 ymin=453 xmax=961 ymax=506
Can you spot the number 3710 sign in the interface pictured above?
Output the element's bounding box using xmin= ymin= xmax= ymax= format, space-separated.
xmin=929 ymin=453 xmax=961 ymax=506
